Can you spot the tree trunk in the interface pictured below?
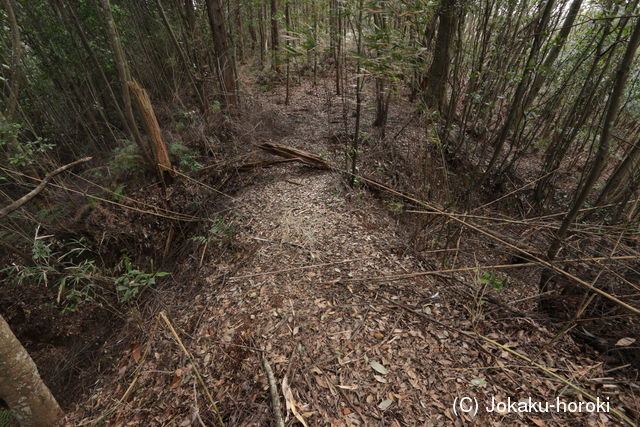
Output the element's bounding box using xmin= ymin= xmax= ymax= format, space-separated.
xmin=270 ymin=0 xmax=280 ymax=72
xmin=422 ymin=0 xmax=456 ymax=111
xmin=99 ymin=0 xmax=153 ymax=166
xmin=596 ymin=136 xmax=640 ymax=206
xmin=534 ymin=14 xmax=617 ymax=208
xmin=540 ymin=16 xmax=640 ymax=298
xmin=63 ymin=0 xmax=129 ymax=135
xmin=525 ymin=0 xmax=583 ymax=107
xmin=205 ymin=0 xmax=238 ymax=110
xmin=155 ymin=0 xmax=205 ymax=110
xmin=351 ymin=0 xmax=364 ymax=185
xmin=2 ymin=0 xmax=21 ymax=121
xmin=484 ymin=0 xmax=555 ymax=175
xmin=0 ymin=314 xmax=63 ymax=427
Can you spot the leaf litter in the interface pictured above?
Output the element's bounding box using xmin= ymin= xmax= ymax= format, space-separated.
xmin=63 ymin=80 xmax=637 ymax=426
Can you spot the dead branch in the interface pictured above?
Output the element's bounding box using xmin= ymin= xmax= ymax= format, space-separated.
xmin=0 ymin=157 xmax=92 ymax=219
xmin=159 ymin=311 xmax=224 ymax=426
xmin=257 ymin=142 xmax=332 ymax=169
xmin=261 ymin=356 xmax=284 ymax=427
xmin=350 ymin=172 xmax=640 ymax=315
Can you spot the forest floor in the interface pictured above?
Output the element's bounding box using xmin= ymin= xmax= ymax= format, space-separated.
xmin=63 ymin=77 xmax=636 ymax=426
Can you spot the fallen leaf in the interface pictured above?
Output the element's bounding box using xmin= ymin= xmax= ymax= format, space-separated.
xmin=615 ymin=337 xmax=636 ymax=346
xmin=282 ymin=375 xmax=309 ymax=427
xmin=131 ymin=343 xmax=141 ymax=362
xmin=373 ymin=375 xmax=387 ymax=383
xmin=370 ymin=361 xmax=389 ymax=375
xmin=378 ymin=399 xmax=393 ymax=410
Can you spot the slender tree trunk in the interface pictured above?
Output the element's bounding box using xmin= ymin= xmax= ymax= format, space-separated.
xmin=535 ymin=9 xmax=623 ymax=207
xmin=2 ymin=0 xmax=21 ymax=121
xmin=596 ymin=136 xmax=640 ymax=206
xmin=235 ymin=3 xmax=245 ymax=62
xmin=331 ymin=0 xmax=341 ymax=95
xmin=422 ymin=0 xmax=456 ymax=111
xmin=99 ymin=0 xmax=153 ymax=165
xmin=351 ymin=0 xmax=364 ymax=185
xmin=270 ymin=0 xmax=280 ymax=72
xmin=258 ymin=2 xmax=267 ymax=69
xmin=63 ymin=0 xmax=129 ymax=135
xmin=284 ymin=0 xmax=291 ymax=105
xmin=155 ymin=0 xmax=206 ymax=110
xmin=184 ymin=0 xmax=196 ymax=31
xmin=540 ymin=16 xmax=640 ymax=299
xmin=525 ymin=0 xmax=583 ymax=107
xmin=247 ymin=4 xmax=257 ymax=54
xmin=484 ymin=0 xmax=555 ymax=175
xmin=0 ymin=314 xmax=64 ymax=427
xmin=205 ymin=0 xmax=238 ymax=109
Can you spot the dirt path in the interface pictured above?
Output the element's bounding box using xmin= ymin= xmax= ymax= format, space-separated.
xmin=68 ymin=84 xmax=619 ymax=426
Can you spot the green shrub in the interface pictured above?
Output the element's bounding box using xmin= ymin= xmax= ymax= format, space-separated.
xmin=0 ymin=121 xmax=54 ymax=168
xmin=2 ymin=237 xmax=98 ymax=313
xmin=108 ymin=140 xmax=146 ymax=178
xmin=115 ymin=255 xmax=169 ymax=303
xmin=190 ymin=215 xmax=236 ymax=245
xmin=169 ymin=141 xmax=201 ymax=172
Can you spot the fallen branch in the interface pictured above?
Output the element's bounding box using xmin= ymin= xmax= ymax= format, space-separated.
xmin=339 ymin=255 xmax=638 ymax=284
xmin=348 ymin=171 xmax=640 ymax=315
xmin=0 ymin=157 xmax=92 ymax=219
xmin=159 ymin=311 xmax=224 ymax=426
xmin=261 ymin=356 xmax=284 ymax=427
xmin=479 ymin=334 xmax=636 ymax=426
xmin=257 ymin=142 xmax=332 ymax=170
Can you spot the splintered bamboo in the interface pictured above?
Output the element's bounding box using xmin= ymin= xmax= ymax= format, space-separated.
xmin=127 ymin=81 xmax=175 ymax=177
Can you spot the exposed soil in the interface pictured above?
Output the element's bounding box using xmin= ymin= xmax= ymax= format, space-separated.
xmin=57 ymin=78 xmax=640 ymax=426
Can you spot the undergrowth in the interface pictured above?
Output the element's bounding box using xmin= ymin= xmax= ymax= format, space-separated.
xmin=2 ymin=236 xmax=169 ymax=313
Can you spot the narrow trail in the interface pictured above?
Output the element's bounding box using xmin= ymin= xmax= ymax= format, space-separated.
xmin=70 ymin=83 xmax=611 ymax=426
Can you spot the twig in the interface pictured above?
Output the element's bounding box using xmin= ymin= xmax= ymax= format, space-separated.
xmin=347 ymin=171 xmax=640 ymax=315
xmin=479 ymin=334 xmax=636 ymax=426
xmin=159 ymin=311 xmax=224 ymax=426
xmin=1 ymin=165 xmax=203 ymax=222
xmin=0 ymin=157 xmax=92 ymax=218
xmin=261 ymin=356 xmax=285 ymax=427
xmin=338 ymin=255 xmax=637 ymax=284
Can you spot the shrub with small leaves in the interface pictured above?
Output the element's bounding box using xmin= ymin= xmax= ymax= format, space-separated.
xmin=115 ymin=256 xmax=169 ymax=303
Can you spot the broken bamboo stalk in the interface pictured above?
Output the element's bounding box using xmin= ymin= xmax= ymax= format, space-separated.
xmin=128 ymin=81 xmax=175 ymax=178
xmin=257 ymin=142 xmax=331 ymax=169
